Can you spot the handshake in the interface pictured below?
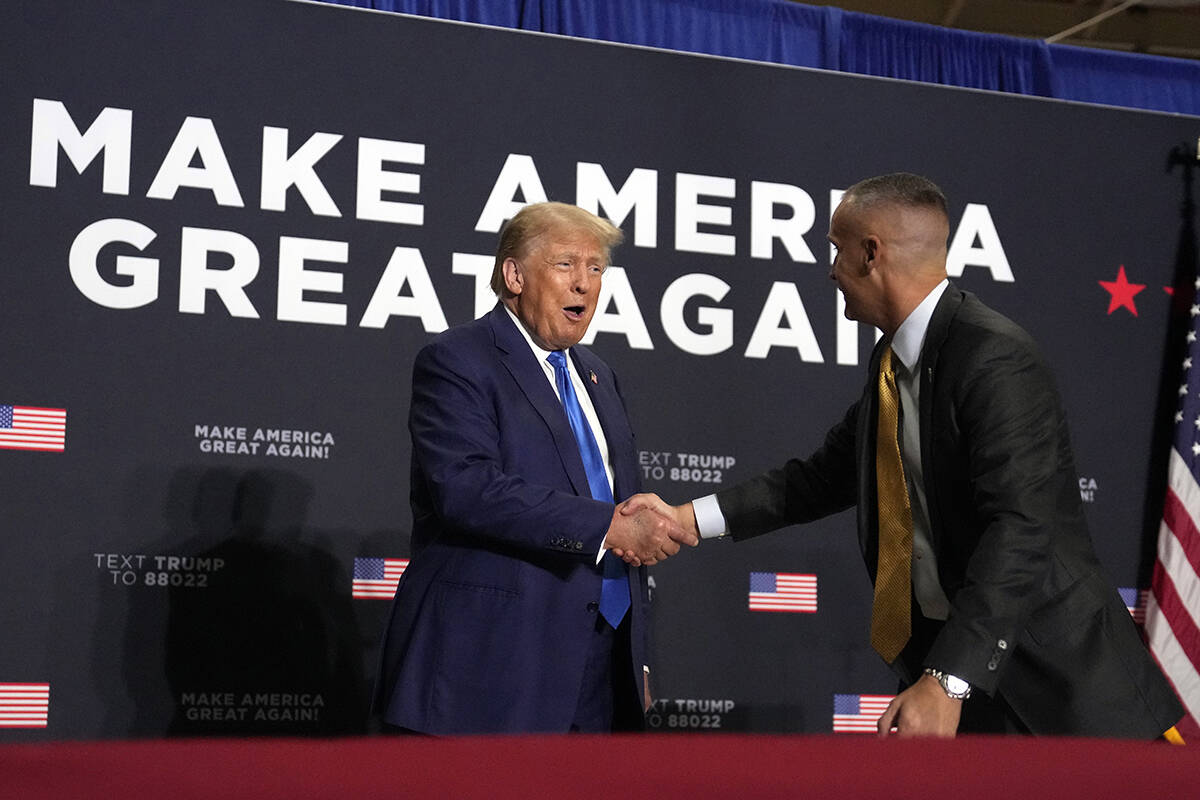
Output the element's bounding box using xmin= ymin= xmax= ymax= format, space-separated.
xmin=604 ymin=493 xmax=700 ymax=566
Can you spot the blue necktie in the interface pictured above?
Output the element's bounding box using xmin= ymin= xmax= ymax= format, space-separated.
xmin=546 ymin=350 xmax=630 ymax=628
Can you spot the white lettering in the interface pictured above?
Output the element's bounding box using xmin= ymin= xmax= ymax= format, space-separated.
xmin=744 ymin=282 xmax=823 ymax=361
xmin=675 ymin=173 xmax=735 ymax=256
xmin=178 ymin=227 xmax=261 ymax=317
xmin=260 ymin=127 xmax=342 ymax=216
xmin=580 ymin=266 xmax=653 ymax=349
xmin=660 ymin=274 xmax=732 ymax=355
xmin=451 ymin=252 xmax=496 ymax=320
xmin=355 ymin=137 xmax=424 ymax=225
xmin=359 ymin=246 xmax=447 ymax=331
xmin=146 ymin=117 xmax=244 ymax=206
xmin=576 ymin=163 xmax=658 ymax=248
xmin=29 ymin=98 xmax=131 ymax=195
xmin=277 ymin=237 xmax=347 ymax=325
xmin=750 ymin=181 xmax=816 ymax=262
xmin=947 ymin=203 xmax=1013 ymax=282
xmin=69 ymin=218 xmax=158 ymax=308
xmin=475 ymin=153 xmax=548 ymax=232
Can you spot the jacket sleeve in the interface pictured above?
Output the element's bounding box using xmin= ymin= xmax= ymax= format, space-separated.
xmin=924 ymin=331 xmax=1067 ymax=693
xmin=716 ymin=400 xmax=860 ymax=540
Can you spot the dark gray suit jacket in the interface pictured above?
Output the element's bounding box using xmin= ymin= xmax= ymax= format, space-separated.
xmin=717 ymin=284 xmax=1183 ymax=737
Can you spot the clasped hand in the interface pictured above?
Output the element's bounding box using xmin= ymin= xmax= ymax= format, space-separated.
xmin=604 ymin=493 xmax=700 ymax=566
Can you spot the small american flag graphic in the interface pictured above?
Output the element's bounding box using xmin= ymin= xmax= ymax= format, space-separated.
xmin=832 ymin=693 xmax=893 ymax=733
xmin=0 ymin=406 xmax=66 ymax=452
xmin=352 ymin=557 xmax=408 ymax=599
xmin=1119 ymin=587 xmax=1148 ymax=625
xmin=0 ymin=683 xmax=49 ymax=728
xmin=748 ymin=571 xmax=817 ymax=612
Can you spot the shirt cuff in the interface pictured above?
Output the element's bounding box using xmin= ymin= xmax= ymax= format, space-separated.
xmin=692 ymin=494 xmax=728 ymax=539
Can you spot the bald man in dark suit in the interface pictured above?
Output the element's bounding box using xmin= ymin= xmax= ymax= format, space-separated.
xmin=620 ymin=173 xmax=1183 ymax=738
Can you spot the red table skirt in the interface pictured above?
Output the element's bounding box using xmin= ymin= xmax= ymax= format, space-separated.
xmin=2 ymin=733 xmax=1195 ymax=798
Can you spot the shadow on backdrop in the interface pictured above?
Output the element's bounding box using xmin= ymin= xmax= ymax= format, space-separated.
xmin=153 ymin=467 xmax=369 ymax=735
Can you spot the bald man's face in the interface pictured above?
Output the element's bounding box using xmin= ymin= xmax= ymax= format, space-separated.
xmin=827 ymin=201 xmax=875 ymax=324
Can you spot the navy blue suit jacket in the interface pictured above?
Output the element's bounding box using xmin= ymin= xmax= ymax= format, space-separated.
xmin=374 ymin=304 xmax=648 ymax=734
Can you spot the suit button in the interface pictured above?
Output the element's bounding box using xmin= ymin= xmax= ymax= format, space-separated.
xmin=586 ymin=602 xmax=599 ymax=612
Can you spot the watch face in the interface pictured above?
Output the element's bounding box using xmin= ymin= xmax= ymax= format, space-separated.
xmin=944 ymin=675 xmax=969 ymax=695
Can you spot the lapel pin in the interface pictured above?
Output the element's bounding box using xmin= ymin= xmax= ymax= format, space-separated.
xmin=589 ymin=370 xmax=598 ymax=384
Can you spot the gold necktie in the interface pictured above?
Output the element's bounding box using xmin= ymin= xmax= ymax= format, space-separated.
xmin=870 ymin=347 xmax=913 ymax=663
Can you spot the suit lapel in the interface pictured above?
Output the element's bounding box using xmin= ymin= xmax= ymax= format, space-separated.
xmin=859 ymin=338 xmax=888 ymax=565
xmin=915 ymin=283 xmax=964 ymax=551
xmin=919 ymin=284 xmax=962 ymax=403
xmin=488 ymin=305 xmax=592 ymax=498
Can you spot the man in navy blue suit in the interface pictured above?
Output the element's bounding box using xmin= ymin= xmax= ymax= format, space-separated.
xmin=373 ymin=202 xmax=696 ymax=734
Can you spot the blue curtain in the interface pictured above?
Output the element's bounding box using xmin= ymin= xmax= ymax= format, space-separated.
xmin=325 ymin=0 xmax=840 ymax=66
xmin=1048 ymin=43 xmax=1200 ymax=116
xmin=319 ymin=0 xmax=1200 ymax=117
xmin=836 ymin=13 xmax=1054 ymax=97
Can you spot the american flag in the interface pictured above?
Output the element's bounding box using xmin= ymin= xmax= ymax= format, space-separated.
xmin=1118 ymin=587 xmax=1148 ymax=625
xmin=0 ymin=406 xmax=66 ymax=452
xmin=832 ymin=693 xmax=893 ymax=733
xmin=1146 ymin=287 xmax=1200 ymax=741
xmin=748 ymin=571 xmax=817 ymax=612
xmin=0 ymin=683 xmax=49 ymax=728
xmin=352 ymin=557 xmax=408 ymax=599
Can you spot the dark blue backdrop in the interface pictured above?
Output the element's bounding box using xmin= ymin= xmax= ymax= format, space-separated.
xmin=2 ymin=0 xmax=1197 ymax=739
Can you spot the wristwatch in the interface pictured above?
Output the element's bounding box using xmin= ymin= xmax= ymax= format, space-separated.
xmin=924 ymin=668 xmax=971 ymax=700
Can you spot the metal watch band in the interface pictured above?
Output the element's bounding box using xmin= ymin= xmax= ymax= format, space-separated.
xmin=923 ymin=668 xmax=972 ymax=700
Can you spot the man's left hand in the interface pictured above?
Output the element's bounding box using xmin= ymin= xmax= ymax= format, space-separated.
xmin=876 ymin=673 xmax=962 ymax=738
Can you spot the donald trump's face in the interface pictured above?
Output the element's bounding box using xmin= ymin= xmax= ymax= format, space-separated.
xmin=502 ymin=226 xmax=608 ymax=351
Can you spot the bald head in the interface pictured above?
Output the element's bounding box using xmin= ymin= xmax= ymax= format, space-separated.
xmin=840 ymin=172 xmax=949 ymax=277
xmin=828 ymin=173 xmax=951 ymax=334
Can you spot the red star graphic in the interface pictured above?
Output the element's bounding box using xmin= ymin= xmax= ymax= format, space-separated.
xmin=1099 ymin=265 xmax=1146 ymax=316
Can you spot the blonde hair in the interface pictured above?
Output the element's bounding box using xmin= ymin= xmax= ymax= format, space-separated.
xmin=490 ymin=202 xmax=624 ymax=296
